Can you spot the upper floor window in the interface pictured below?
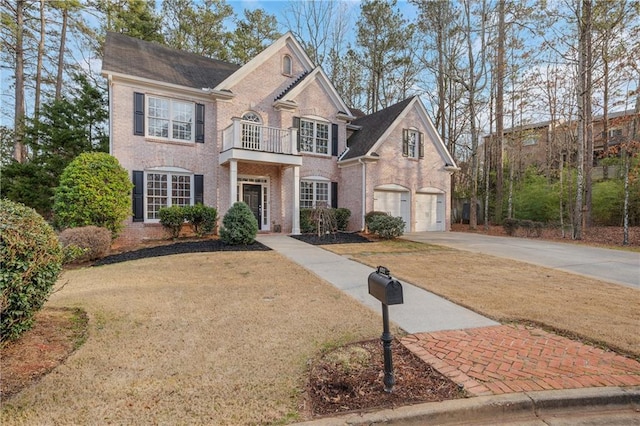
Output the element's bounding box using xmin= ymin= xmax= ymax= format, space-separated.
xmin=300 ymin=118 xmax=329 ymax=155
xmin=147 ymin=96 xmax=194 ymax=142
xmin=283 ymin=54 xmax=292 ymax=75
xmin=402 ymin=128 xmax=424 ymax=159
xmin=523 ymin=136 xmax=537 ymax=146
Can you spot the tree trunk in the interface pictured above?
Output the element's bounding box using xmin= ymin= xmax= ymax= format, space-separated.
xmin=56 ymin=5 xmax=69 ymax=100
xmin=13 ymin=0 xmax=26 ymax=163
xmin=34 ymin=0 xmax=45 ymax=119
xmin=584 ymin=0 xmax=593 ymax=228
xmin=494 ymin=0 xmax=505 ymax=224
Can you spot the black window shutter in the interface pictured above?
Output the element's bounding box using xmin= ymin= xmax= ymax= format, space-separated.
xmin=195 ymin=104 xmax=205 ymax=143
xmin=331 ymin=182 xmax=338 ymax=208
xmin=293 ymin=117 xmax=301 ymax=151
xmin=132 ymin=170 xmax=144 ymax=222
xmin=331 ymin=123 xmax=338 ymax=156
xmin=194 ymin=174 xmax=204 ymax=204
xmin=402 ymin=128 xmax=409 ymax=157
xmin=419 ymin=132 xmax=424 ymax=158
xmin=134 ymin=92 xmax=145 ymax=136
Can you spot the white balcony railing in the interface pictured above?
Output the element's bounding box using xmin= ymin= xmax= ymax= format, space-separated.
xmin=222 ymin=118 xmax=298 ymax=155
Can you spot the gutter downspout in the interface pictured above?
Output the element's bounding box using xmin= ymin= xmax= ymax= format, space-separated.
xmin=107 ymin=74 xmax=113 ymax=155
xmin=359 ymin=158 xmax=366 ymax=231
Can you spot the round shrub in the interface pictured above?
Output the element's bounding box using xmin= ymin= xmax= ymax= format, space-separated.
xmin=220 ymin=202 xmax=258 ymax=245
xmin=58 ymin=226 xmax=112 ymax=262
xmin=368 ymin=215 xmax=405 ymax=239
xmin=300 ymin=208 xmax=315 ymax=234
xmin=53 ymin=152 xmax=132 ymax=237
xmin=335 ymin=208 xmax=351 ymax=231
xmin=365 ymin=211 xmax=389 ymax=231
xmin=1 ymin=199 xmax=63 ymax=342
xmin=159 ymin=205 xmax=186 ymax=239
xmin=184 ymin=204 xmax=218 ymax=236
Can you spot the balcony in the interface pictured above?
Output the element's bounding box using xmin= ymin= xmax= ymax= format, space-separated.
xmin=220 ymin=118 xmax=302 ymax=166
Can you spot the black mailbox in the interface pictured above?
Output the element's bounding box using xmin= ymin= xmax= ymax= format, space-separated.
xmin=368 ymin=266 xmax=403 ymax=305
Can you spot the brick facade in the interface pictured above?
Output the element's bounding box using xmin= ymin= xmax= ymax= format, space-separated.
xmin=103 ymin=32 xmax=456 ymax=246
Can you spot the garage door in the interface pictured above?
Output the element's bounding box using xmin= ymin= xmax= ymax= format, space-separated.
xmin=373 ymin=190 xmax=410 ymax=231
xmin=415 ymin=193 xmax=445 ymax=231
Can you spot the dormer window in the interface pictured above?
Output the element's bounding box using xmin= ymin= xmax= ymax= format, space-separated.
xmin=283 ymin=55 xmax=292 ymax=76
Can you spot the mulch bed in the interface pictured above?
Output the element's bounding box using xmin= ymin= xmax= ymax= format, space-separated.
xmin=291 ymin=232 xmax=373 ymax=245
xmin=307 ymin=339 xmax=465 ymax=417
xmin=93 ymin=239 xmax=271 ymax=266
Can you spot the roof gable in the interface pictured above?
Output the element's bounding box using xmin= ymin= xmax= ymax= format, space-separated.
xmin=101 ymin=32 xmax=240 ymax=89
xmin=342 ymin=97 xmax=457 ymax=167
xmin=215 ymin=32 xmax=314 ymax=91
xmin=277 ymin=67 xmax=354 ymax=118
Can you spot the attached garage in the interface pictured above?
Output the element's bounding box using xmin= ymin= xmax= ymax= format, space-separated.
xmin=415 ymin=189 xmax=445 ymax=232
xmin=373 ymin=185 xmax=410 ymax=231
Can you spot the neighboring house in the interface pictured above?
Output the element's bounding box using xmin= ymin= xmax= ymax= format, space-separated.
xmin=482 ymin=109 xmax=638 ymax=176
xmin=102 ymin=32 xmax=458 ymax=244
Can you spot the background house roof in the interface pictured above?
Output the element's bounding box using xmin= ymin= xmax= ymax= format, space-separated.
xmin=342 ymin=97 xmax=415 ymax=160
xmin=102 ymin=32 xmax=240 ymax=89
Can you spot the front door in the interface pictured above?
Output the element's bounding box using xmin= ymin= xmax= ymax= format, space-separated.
xmin=243 ymin=184 xmax=262 ymax=230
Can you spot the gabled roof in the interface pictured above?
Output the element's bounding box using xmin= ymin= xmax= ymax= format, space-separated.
xmin=342 ymin=96 xmax=457 ymax=168
xmin=214 ymin=31 xmax=314 ymax=91
xmin=342 ymin=97 xmax=414 ymax=160
xmin=277 ymin=67 xmax=354 ymax=119
xmin=101 ymin=32 xmax=240 ymax=89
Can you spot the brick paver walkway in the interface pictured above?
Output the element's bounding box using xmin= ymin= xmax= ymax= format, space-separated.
xmin=401 ymin=324 xmax=640 ymax=397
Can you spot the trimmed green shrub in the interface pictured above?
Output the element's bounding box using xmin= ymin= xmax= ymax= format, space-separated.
xmin=335 ymin=208 xmax=351 ymax=231
xmin=365 ymin=211 xmax=388 ymax=231
xmin=53 ymin=152 xmax=132 ymax=237
xmin=1 ymin=199 xmax=63 ymax=342
xmin=58 ymin=226 xmax=112 ymax=262
xmin=367 ymin=215 xmax=405 ymax=239
xmin=300 ymin=208 xmax=315 ymax=234
xmin=220 ymin=202 xmax=258 ymax=245
xmin=184 ymin=204 xmax=218 ymax=236
xmin=159 ymin=205 xmax=186 ymax=239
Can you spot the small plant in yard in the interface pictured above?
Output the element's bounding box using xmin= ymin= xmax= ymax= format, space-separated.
xmin=53 ymin=152 xmax=132 ymax=238
xmin=58 ymin=226 xmax=112 ymax=262
xmin=220 ymin=202 xmax=258 ymax=245
xmin=367 ymin=215 xmax=405 ymax=239
xmin=365 ymin=211 xmax=388 ymax=232
xmin=0 ymin=199 xmax=63 ymax=343
xmin=184 ymin=204 xmax=218 ymax=236
xmin=311 ymin=205 xmax=337 ymax=237
xmin=300 ymin=208 xmax=315 ymax=234
xmin=159 ymin=206 xmax=187 ymax=239
xmin=334 ymin=208 xmax=351 ymax=231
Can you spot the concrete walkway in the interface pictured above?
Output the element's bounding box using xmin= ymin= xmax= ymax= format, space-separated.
xmin=404 ymin=231 xmax=640 ymax=289
xmin=256 ymin=234 xmax=497 ymax=334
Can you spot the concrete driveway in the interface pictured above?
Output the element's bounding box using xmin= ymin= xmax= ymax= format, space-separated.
xmin=403 ymin=232 xmax=640 ymax=289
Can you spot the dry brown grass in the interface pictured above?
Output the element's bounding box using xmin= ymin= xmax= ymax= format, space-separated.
xmin=325 ymin=240 xmax=640 ymax=359
xmin=1 ymin=252 xmax=382 ymax=425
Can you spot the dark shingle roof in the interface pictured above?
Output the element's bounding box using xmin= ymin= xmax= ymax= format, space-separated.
xmin=102 ymin=32 xmax=240 ymax=89
xmin=342 ymin=97 xmax=415 ymax=160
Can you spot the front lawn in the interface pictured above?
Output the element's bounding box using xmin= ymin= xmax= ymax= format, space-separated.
xmin=324 ymin=240 xmax=640 ymax=359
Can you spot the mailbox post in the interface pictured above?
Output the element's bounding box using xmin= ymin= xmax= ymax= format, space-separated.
xmin=368 ymin=266 xmax=403 ymax=393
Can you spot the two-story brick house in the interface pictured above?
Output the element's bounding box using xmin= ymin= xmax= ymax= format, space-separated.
xmin=102 ymin=32 xmax=457 ymax=244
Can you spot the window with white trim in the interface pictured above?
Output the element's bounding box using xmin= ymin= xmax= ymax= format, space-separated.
xmin=147 ymin=96 xmax=194 ymax=141
xmin=300 ymin=180 xmax=329 ymax=208
xmin=146 ymin=171 xmax=193 ymax=220
xmin=300 ymin=119 xmax=329 ymax=154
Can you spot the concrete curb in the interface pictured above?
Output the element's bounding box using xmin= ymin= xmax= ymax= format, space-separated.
xmin=296 ymin=386 xmax=640 ymax=425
